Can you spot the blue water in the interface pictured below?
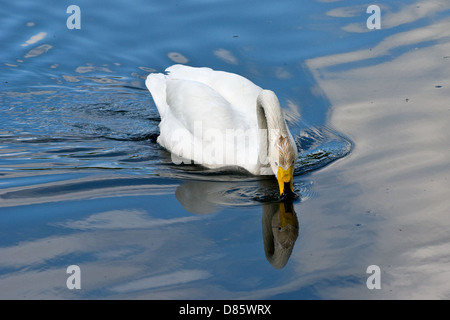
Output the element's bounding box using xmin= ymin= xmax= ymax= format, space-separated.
xmin=2 ymin=0 xmax=448 ymax=299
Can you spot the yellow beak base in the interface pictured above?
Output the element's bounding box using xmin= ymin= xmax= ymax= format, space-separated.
xmin=277 ymin=166 xmax=294 ymax=197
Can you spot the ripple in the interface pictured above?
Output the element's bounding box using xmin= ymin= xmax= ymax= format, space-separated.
xmin=24 ymin=44 xmax=52 ymax=58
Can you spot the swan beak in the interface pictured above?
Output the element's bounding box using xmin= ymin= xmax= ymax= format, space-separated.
xmin=277 ymin=166 xmax=294 ymax=198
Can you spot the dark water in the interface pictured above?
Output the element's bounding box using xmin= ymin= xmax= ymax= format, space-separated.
xmin=1 ymin=0 xmax=449 ymax=299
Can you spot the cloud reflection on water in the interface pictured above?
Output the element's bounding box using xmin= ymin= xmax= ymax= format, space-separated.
xmin=304 ymin=14 xmax=450 ymax=299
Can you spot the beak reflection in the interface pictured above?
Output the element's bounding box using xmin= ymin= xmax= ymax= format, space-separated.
xmin=262 ymin=199 xmax=299 ymax=269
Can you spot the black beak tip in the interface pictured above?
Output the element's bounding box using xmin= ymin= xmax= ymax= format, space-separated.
xmin=281 ymin=182 xmax=298 ymax=200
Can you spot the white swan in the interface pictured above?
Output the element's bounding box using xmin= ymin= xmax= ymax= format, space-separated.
xmin=145 ymin=65 xmax=298 ymax=197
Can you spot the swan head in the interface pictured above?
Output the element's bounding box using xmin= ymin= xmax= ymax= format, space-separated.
xmin=270 ymin=136 xmax=296 ymax=199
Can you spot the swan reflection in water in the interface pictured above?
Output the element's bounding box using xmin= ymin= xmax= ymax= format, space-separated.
xmin=174 ymin=178 xmax=299 ymax=269
xmin=261 ymin=200 xmax=298 ymax=269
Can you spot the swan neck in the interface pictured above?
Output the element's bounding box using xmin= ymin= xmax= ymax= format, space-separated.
xmin=257 ymin=90 xmax=288 ymax=135
xmin=256 ymin=90 xmax=290 ymax=172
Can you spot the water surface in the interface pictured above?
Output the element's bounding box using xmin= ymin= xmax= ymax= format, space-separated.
xmin=1 ymin=0 xmax=449 ymax=299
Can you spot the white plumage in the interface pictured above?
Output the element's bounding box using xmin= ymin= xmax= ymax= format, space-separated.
xmin=146 ymin=65 xmax=298 ymax=195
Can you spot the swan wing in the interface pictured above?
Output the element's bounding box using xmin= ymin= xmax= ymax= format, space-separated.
xmin=146 ymin=67 xmax=261 ymax=172
xmin=165 ymin=65 xmax=263 ymax=114
xmin=165 ymin=78 xmax=238 ymax=133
